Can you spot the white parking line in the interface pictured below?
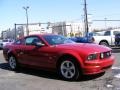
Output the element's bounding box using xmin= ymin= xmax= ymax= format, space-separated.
xmin=112 ymin=66 xmax=120 ymax=79
xmin=112 ymin=66 xmax=120 ymax=70
xmin=114 ymin=74 xmax=120 ymax=79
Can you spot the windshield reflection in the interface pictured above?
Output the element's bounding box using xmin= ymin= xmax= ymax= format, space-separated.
xmin=43 ymin=35 xmax=76 ymax=45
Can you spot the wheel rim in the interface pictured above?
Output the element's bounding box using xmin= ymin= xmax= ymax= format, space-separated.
xmin=100 ymin=42 xmax=108 ymax=46
xmin=60 ymin=61 xmax=76 ymax=79
xmin=9 ymin=56 xmax=16 ymax=69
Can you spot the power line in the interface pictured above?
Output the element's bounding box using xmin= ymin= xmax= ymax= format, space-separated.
xmin=93 ymin=20 xmax=120 ymax=21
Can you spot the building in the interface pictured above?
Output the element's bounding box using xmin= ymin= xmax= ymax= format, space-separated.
xmin=1 ymin=23 xmax=52 ymax=40
xmin=52 ymin=21 xmax=90 ymax=37
xmin=15 ymin=24 xmax=52 ymax=39
xmin=1 ymin=21 xmax=94 ymax=40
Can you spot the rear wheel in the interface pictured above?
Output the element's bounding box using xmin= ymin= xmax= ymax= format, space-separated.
xmin=58 ymin=57 xmax=81 ymax=81
xmin=8 ymin=55 xmax=19 ymax=70
xmin=99 ymin=41 xmax=109 ymax=47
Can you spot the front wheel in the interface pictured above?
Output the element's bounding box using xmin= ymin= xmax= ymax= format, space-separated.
xmin=8 ymin=55 xmax=19 ymax=70
xmin=58 ymin=58 xmax=81 ymax=81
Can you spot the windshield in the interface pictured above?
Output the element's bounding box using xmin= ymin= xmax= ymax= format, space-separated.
xmin=43 ymin=35 xmax=76 ymax=45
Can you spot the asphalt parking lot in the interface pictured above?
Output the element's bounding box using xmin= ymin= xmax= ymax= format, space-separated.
xmin=0 ymin=49 xmax=120 ymax=90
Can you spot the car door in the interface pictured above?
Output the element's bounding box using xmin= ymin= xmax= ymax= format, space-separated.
xmin=13 ymin=39 xmax=27 ymax=64
xmin=22 ymin=36 xmax=56 ymax=68
xmin=103 ymin=31 xmax=112 ymax=45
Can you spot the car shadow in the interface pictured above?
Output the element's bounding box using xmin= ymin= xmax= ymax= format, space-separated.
xmin=80 ymin=72 xmax=105 ymax=82
xmin=0 ymin=62 xmax=105 ymax=82
xmin=0 ymin=62 xmax=60 ymax=80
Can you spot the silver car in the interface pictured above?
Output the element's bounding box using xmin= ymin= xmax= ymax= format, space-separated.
xmin=0 ymin=39 xmax=14 ymax=49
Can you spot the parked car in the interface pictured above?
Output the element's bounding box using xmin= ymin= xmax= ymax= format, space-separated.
xmin=69 ymin=33 xmax=94 ymax=43
xmin=70 ymin=36 xmax=94 ymax=43
xmin=3 ymin=34 xmax=114 ymax=80
xmin=115 ymin=33 xmax=120 ymax=46
xmin=0 ymin=39 xmax=14 ymax=49
xmin=92 ymin=29 xmax=120 ymax=47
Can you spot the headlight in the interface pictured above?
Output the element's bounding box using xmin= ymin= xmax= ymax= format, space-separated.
xmin=100 ymin=51 xmax=112 ymax=59
xmin=109 ymin=50 xmax=112 ymax=55
xmin=87 ymin=54 xmax=97 ymax=60
xmin=100 ymin=53 xmax=104 ymax=59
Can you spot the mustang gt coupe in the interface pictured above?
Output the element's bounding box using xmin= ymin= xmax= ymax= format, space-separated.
xmin=3 ymin=34 xmax=114 ymax=80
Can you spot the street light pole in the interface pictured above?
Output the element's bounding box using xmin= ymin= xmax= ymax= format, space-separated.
xmin=23 ymin=6 xmax=29 ymax=36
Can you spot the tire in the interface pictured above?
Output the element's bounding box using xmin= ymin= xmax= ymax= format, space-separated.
xmin=58 ymin=57 xmax=81 ymax=81
xmin=99 ymin=41 xmax=109 ymax=47
xmin=8 ymin=55 xmax=19 ymax=70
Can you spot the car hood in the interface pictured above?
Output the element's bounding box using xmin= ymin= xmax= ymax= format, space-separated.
xmin=55 ymin=43 xmax=111 ymax=54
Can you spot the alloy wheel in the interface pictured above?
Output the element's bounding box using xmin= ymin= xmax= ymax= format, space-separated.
xmin=9 ymin=56 xmax=17 ymax=70
xmin=60 ymin=60 xmax=76 ymax=79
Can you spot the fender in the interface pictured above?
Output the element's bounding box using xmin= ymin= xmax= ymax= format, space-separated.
xmin=57 ymin=50 xmax=84 ymax=68
xmin=7 ymin=48 xmax=16 ymax=58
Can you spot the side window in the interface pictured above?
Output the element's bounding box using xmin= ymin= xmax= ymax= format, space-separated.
xmin=104 ymin=31 xmax=110 ymax=36
xmin=113 ymin=31 xmax=120 ymax=35
xmin=25 ymin=36 xmax=42 ymax=46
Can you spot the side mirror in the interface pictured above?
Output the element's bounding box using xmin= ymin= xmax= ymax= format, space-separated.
xmin=34 ymin=42 xmax=45 ymax=47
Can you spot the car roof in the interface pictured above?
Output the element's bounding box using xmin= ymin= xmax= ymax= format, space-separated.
xmin=24 ymin=34 xmax=58 ymax=37
xmin=17 ymin=34 xmax=60 ymax=41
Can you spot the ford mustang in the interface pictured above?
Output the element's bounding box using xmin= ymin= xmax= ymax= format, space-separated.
xmin=3 ymin=34 xmax=114 ymax=80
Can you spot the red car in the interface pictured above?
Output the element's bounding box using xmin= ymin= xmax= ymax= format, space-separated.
xmin=3 ymin=34 xmax=114 ymax=80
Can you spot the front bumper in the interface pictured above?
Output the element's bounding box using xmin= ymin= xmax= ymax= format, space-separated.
xmin=82 ymin=55 xmax=114 ymax=75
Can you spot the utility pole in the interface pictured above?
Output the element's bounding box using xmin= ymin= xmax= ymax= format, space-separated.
xmin=23 ymin=6 xmax=29 ymax=36
xmin=14 ymin=23 xmax=17 ymax=40
xmin=104 ymin=18 xmax=107 ymax=29
xmin=84 ymin=0 xmax=89 ymax=36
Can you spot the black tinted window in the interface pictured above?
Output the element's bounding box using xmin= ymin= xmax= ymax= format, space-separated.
xmin=113 ymin=31 xmax=120 ymax=35
xmin=104 ymin=31 xmax=110 ymax=36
